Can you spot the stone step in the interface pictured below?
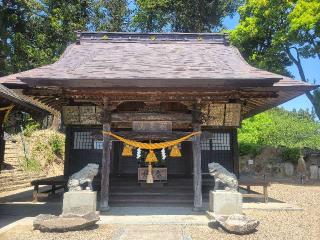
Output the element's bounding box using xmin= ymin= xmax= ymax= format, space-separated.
xmin=0 ymin=169 xmax=24 ymax=175
xmin=109 ymin=196 xmax=194 ymax=204
xmin=0 ymin=182 xmax=32 ymax=192
xmin=0 ymin=175 xmax=46 ymax=192
xmin=0 ymin=174 xmax=45 ymax=184
xmin=0 ymin=171 xmax=35 ymax=178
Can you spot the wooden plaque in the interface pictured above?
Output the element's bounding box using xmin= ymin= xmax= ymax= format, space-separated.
xmin=208 ymin=103 xmax=225 ymax=126
xmin=132 ymin=121 xmax=172 ymax=132
xmin=225 ymin=103 xmax=241 ymax=126
xmin=62 ymin=106 xmax=80 ymax=124
xmin=62 ymin=106 xmax=102 ymax=125
xmin=80 ymin=106 xmax=98 ymax=124
xmin=138 ymin=167 xmax=168 ymax=181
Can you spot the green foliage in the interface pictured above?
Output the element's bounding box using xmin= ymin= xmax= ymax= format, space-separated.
xmin=230 ymin=0 xmax=320 ymax=118
xmin=133 ymin=0 xmax=242 ymax=32
xmin=238 ymin=108 xmax=320 ymax=157
xmin=281 ymin=147 xmax=300 ymax=164
xmin=87 ymin=0 xmax=130 ymax=31
xmin=22 ymin=157 xmax=41 ymax=172
xmin=239 ymin=142 xmax=262 ymax=157
xmin=0 ymin=0 xmax=88 ymax=76
xmin=23 ymin=121 xmax=40 ymax=137
xmin=49 ymin=134 xmax=64 ymax=156
xmin=29 ymin=130 xmax=65 ymax=166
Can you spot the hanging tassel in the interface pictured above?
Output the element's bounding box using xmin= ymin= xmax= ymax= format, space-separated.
xmin=161 ymin=148 xmax=166 ymax=160
xmin=136 ymin=148 xmax=141 ymax=159
xmin=146 ymin=163 xmax=154 ymax=184
xmin=122 ymin=144 xmax=133 ymax=156
xmin=170 ymin=145 xmax=182 ymax=157
xmin=145 ymin=150 xmax=158 ymax=163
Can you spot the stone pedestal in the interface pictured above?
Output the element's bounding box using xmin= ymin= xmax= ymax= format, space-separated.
xmin=209 ymin=190 xmax=242 ymax=215
xmin=62 ymin=191 xmax=97 ymax=215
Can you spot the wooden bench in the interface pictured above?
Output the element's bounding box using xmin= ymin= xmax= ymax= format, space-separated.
xmin=31 ymin=175 xmax=67 ymax=202
xmin=239 ymin=177 xmax=270 ymax=203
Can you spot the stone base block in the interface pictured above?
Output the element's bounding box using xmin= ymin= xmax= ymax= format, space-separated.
xmin=62 ymin=191 xmax=97 ymax=215
xmin=209 ymin=190 xmax=242 ymax=215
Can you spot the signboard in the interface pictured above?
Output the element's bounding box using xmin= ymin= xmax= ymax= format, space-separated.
xmin=138 ymin=167 xmax=167 ymax=181
xmin=132 ymin=121 xmax=172 ymax=132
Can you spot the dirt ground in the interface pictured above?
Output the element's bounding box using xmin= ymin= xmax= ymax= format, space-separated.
xmin=0 ymin=182 xmax=319 ymax=240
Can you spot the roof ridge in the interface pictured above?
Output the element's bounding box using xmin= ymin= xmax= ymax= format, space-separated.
xmin=76 ymin=31 xmax=229 ymax=45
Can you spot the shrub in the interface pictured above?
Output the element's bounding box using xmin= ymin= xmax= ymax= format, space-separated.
xmin=239 ymin=142 xmax=262 ymax=157
xmin=22 ymin=157 xmax=41 ymax=172
xmin=29 ymin=130 xmax=65 ymax=167
xmin=281 ymin=147 xmax=300 ymax=164
xmin=23 ymin=120 xmax=41 ymax=137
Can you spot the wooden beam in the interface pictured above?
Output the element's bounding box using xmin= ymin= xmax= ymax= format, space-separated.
xmin=92 ymin=131 xmax=194 ymax=141
xmin=100 ymin=105 xmax=112 ymax=212
xmin=112 ymin=112 xmax=192 ymax=122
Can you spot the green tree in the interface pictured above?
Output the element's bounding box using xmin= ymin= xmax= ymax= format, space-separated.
xmin=88 ymin=0 xmax=130 ymax=31
xmin=239 ymin=108 xmax=320 ymax=154
xmin=230 ymin=0 xmax=320 ymax=118
xmin=0 ymin=0 xmax=38 ymax=75
xmin=0 ymin=0 xmax=88 ymax=76
xmin=133 ymin=0 xmax=242 ymax=32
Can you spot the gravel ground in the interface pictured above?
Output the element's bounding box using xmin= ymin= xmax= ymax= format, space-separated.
xmin=1 ymin=182 xmax=319 ymax=240
xmin=186 ymin=182 xmax=320 ymax=240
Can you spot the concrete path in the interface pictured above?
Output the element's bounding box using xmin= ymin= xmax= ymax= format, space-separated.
xmin=100 ymin=206 xmax=209 ymax=225
xmin=112 ymin=225 xmax=192 ymax=240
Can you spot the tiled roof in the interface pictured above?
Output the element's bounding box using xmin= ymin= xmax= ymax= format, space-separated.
xmin=0 ymin=32 xmax=315 ymax=90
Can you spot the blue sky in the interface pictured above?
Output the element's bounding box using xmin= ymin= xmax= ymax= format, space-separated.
xmin=223 ymin=14 xmax=320 ymax=112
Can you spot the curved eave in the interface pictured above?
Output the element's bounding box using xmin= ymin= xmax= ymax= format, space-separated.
xmin=18 ymin=77 xmax=280 ymax=88
xmin=243 ymin=85 xmax=319 ymax=119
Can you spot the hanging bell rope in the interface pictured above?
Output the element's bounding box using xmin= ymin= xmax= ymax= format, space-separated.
xmin=102 ymin=131 xmax=201 ymax=150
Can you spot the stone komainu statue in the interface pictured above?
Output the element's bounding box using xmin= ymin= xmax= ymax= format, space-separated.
xmin=208 ymin=162 xmax=238 ymax=192
xmin=68 ymin=163 xmax=99 ymax=191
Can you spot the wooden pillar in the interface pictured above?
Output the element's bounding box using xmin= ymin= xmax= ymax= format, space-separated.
xmin=192 ymin=121 xmax=202 ymax=210
xmin=192 ymin=100 xmax=203 ymax=211
xmin=0 ymin=112 xmax=5 ymax=172
xmin=232 ymin=128 xmax=239 ymax=178
xmin=100 ymin=108 xmax=112 ymax=211
xmin=63 ymin=126 xmax=71 ymax=178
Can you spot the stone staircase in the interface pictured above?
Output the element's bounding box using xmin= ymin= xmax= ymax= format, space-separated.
xmin=0 ymin=140 xmax=46 ymax=193
xmin=108 ymin=176 xmax=214 ymax=206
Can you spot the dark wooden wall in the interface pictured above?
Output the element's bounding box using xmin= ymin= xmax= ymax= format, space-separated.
xmin=64 ymin=126 xmax=239 ymax=178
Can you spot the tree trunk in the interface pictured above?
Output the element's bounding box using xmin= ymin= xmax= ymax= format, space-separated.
xmin=286 ymin=47 xmax=320 ymax=119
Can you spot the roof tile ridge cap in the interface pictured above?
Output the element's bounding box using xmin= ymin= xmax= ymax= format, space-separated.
xmin=56 ymin=43 xmax=76 ymax=62
xmin=230 ymin=45 xmax=282 ymax=79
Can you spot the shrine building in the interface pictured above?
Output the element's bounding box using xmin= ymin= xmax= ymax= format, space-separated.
xmin=0 ymin=32 xmax=316 ymax=210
